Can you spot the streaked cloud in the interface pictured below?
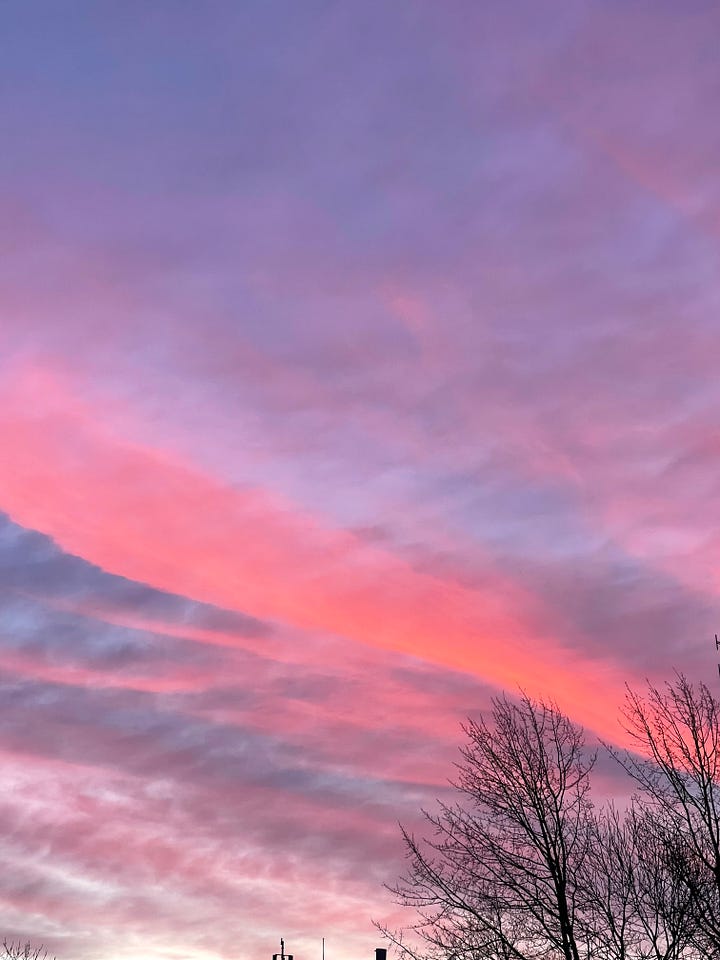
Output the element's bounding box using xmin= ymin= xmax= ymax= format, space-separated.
xmin=0 ymin=1 xmax=718 ymax=957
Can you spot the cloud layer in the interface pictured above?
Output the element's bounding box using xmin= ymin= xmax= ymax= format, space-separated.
xmin=0 ymin=2 xmax=719 ymax=958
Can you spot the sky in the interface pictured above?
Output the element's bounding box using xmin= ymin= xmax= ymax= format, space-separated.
xmin=0 ymin=1 xmax=719 ymax=958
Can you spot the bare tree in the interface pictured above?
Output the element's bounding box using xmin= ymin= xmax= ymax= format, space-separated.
xmin=2 ymin=943 xmax=54 ymax=960
xmin=382 ymin=692 xmax=596 ymax=960
xmin=581 ymin=805 xmax=638 ymax=960
xmin=583 ymin=804 xmax=701 ymax=960
xmin=613 ymin=675 xmax=720 ymax=954
xmin=384 ymin=676 xmax=720 ymax=960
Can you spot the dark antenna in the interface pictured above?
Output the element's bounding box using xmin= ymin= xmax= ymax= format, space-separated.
xmin=274 ymin=940 xmax=293 ymax=960
xmin=715 ymin=634 xmax=719 ymax=678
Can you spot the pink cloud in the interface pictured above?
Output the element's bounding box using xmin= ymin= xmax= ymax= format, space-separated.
xmin=0 ymin=363 xmax=635 ymax=742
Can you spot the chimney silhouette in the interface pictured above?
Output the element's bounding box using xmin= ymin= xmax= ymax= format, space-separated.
xmin=375 ymin=950 xmax=387 ymax=960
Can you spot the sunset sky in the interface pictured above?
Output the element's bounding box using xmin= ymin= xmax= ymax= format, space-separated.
xmin=1 ymin=2 xmax=719 ymax=959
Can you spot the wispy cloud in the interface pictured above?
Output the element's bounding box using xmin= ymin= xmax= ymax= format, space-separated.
xmin=0 ymin=1 xmax=718 ymax=957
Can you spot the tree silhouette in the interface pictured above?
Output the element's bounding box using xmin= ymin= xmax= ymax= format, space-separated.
xmin=614 ymin=675 xmax=720 ymax=954
xmin=382 ymin=692 xmax=595 ymax=960
xmin=384 ymin=679 xmax=720 ymax=960
xmin=2 ymin=943 xmax=54 ymax=960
